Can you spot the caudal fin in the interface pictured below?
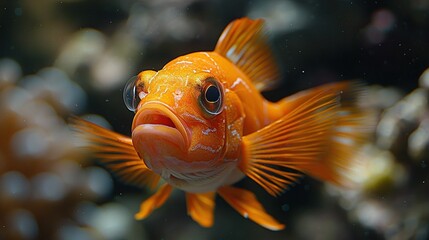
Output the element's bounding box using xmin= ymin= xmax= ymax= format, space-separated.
xmin=240 ymin=81 xmax=375 ymax=196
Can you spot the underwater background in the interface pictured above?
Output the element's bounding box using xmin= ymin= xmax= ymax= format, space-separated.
xmin=1 ymin=0 xmax=429 ymax=239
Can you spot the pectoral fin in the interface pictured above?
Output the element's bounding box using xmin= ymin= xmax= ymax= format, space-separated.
xmin=135 ymin=184 xmax=172 ymax=220
xmin=218 ymin=186 xmax=285 ymax=231
xmin=186 ymin=192 xmax=216 ymax=227
xmin=240 ymin=82 xmax=374 ymax=196
xmin=70 ymin=117 xmax=160 ymax=189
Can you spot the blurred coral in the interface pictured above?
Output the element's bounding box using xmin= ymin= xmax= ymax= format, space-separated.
xmin=0 ymin=59 xmax=134 ymax=240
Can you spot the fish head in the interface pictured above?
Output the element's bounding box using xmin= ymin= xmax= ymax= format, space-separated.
xmin=124 ymin=56 xmax=238 ymax=186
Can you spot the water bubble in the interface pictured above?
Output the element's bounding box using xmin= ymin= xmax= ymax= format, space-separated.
xmin=32 ymin=172 xmax=66 ymax=201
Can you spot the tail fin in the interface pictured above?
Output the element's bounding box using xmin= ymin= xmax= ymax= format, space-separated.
xmin=240 ymin=81 xmax=375 ymax=196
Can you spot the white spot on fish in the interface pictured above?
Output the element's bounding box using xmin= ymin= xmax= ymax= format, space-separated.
xmin=190 ymin=143 xmax=221 ymax=153
xmin=176 ymin=60 xmax=193 ymax=65
xmin=231 ymin=77 xmax=252 ymax=92
xmin=231 ymin=129 xmax=240 ymax=138
xmin=173 ymin=89 xmax=183 ymax=102
xmin=157 ymin=86 xmax=168 ymax=98
xmin=148 ymin=71 xmax=159 ymax=85
xmin=139 ymin=91 xmax=147 ymax=99
xmin=203 ymin=52 xmax=220 ymax=72
xmin=202 ymin=128 xmax=217 ymax=135
xmin=183 ymin=112 xmax=206 ymax=124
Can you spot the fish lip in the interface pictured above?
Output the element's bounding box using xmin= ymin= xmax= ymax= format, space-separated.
xmin=132 ymin=102 xmax=190 ymax=150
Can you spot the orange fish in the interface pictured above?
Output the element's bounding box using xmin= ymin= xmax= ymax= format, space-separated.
xmin=73 ymin=18 xmax=373 ymax=230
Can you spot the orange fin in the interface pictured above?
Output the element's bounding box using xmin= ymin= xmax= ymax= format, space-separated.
xmin=186 ymin=192 xmax=216 ymax=227
xmin=240 ymin=81 xmax=375 ymax=196
xmin=214 ymin=18 xmax=280 ymax=91
xmin=135 ymin=184 xmax=172 ymax=220
xmin=218 ymin=186 xmax=284 ymax=230
xmin=70 ymin=117 xmax=160 ymax=189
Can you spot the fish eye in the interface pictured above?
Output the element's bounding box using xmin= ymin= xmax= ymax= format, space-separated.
xmin=205 ymin=85 xmax=220 ymax=103
xmin=200 ymin=78 xmax=224 ymax=116
xmin=123 ymin=76 xmax=140 ymax=112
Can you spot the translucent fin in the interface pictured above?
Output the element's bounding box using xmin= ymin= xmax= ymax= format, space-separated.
xmin=135 ymin=184 xmax=172 ymax=220
xmin=70 ymin=117 xmax=160 ymax=189
xmin=218 ymin=186 xmax=284 ymax=230
xmin=214 ymin=18 xmax=280 ymax=91
xmin=186 ymin=192 xmax=215 ymax=227
xmin=240 ymin=81 xmax=374 ymax=196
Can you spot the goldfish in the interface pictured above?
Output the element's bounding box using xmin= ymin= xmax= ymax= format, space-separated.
xmin=72 ymin=18 xmax=374 ymax=230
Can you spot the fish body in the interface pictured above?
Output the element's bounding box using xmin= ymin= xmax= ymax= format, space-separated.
xmin=73 ymin=18 xmax=374 ymax=230
xmin=131 ymin=51 xmax=278 ymax=193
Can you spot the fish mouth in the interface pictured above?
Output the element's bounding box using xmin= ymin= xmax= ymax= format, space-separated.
xmin=132 ymin=102 xmax=190 ymax=154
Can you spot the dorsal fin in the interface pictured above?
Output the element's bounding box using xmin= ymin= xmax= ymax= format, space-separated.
xmin=214 ymin=18 xmax=281 ymax=91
